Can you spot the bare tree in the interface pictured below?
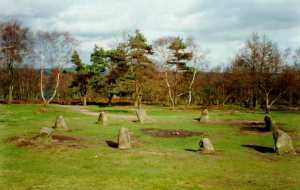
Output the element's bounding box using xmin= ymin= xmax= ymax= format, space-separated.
xmin=293 ymin=47 xmax=300 ymax=67
xmin=259 ymin=45 xmax=288 ymax=113
xmin=34 ymin=31 xmax=76 ymax=106
xmin=152 ymin=37 xmax=176 ymax=108
xmin=0 ymin=21 xmax=29 ymax=104
xmin=186 ymin=37 xmax=207 ymax=105
xmin=234 ymin=33 xmax=287 ymax=113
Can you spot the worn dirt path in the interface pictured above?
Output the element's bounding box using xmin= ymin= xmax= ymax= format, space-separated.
xmin=60 ymin=105 xmax=137 ymax=122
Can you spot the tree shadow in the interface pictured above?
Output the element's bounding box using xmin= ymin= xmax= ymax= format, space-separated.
xmin=105 ymin=140 xmax=118 ymax=148
xmin=241 ymin=144 xmax=275 ymax=153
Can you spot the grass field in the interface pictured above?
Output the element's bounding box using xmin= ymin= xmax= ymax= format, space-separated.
xmin=0 ymin=104 xmax=299 ymax=190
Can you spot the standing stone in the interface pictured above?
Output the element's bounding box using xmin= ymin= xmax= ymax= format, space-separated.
xmin=136 ymin=109 xmax=146 ymax=124
xmin=118 ymin=128 xmax=131 ymax=149
xmin=40 ymin=127 xmax=54 ymax=136
xmin=272 ymin=127 xmax=295 ymax=155
xmin=199 ymin=137 xmax=215 ymax=153
xmin=53 ymin=115 xmax=69 ymax=131
xmin=98 ymin=111 xmax=108 ymax=126
xmin=264 ymin=115 xmax=272 ymax=131
xmin=200 ymin=109 xmax=209 ymax=122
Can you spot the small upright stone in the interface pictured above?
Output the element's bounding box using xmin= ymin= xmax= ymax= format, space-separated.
xmin=272 ymin=127 xmax=295 ymax=155
xmin=200 ymin=109 xmax=209 ymax=122
xmin=264 ymin=115 xmax=272 ymax=131
xmin=118 ymin=127 xmax=131 ymax=149
xmin=136 ymin=109 xmax=146 ymax=124
xmin=199 ymin=137 xmax=215 ymax=153
xmin=53 ymin=115 xmax=69 ymax=131
xmin=40 ymin=127 xmax=54 ymax=136
xmin=98 ymin=111 xmax=108 ymax=126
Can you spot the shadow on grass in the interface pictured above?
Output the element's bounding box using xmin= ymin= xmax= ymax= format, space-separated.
xmin=242 ymin=144 xmax=275 ymax=153
xmin=240 ymin=127 xmax=270 ymax=133
xmin=184 ymin=148 xmax=199 ymax=152
xmin=106 ymin=140 xmax=118 ymax=148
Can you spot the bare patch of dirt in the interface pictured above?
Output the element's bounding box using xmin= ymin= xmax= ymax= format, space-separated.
xmin=5 ymin=136 xmax=35 ymax=147
xmin=141 ymin=128 xmax=205 ymax=138
xmin=51 ymin=134 xmax=80 ymax=142
xmin=5 ymin=134 xmax=84 ymax=149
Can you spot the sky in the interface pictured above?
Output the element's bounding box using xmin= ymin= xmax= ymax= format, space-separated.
xmin=0 ymin=0 xmax=299 ymax=67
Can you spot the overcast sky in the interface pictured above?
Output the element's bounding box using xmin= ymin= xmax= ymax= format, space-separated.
xmin=1 ymin=0 xmax=299 ymax=66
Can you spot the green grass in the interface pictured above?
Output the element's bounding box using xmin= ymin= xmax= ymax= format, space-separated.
xmin=0 ymin=104 xmax=299 ymax=190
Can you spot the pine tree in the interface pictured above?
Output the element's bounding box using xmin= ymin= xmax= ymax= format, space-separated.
xmin=127 ymin=30 xmax=153 ymax=108
xmin=71 ymin=50 xmax=82 ymax=71
xmin=71 ymin=50 xmax=90 ymax=106
xmin=167 ymin=37 xmax=192 ymax=105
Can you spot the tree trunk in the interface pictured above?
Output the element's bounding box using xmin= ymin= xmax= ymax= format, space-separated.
xmin=265 ymin=92 xmax=270 ymax=114
xmin=137 ymin=95 xmax=142 ymax=109
xmin=8 ymin=84 xmax=13 ymax=104
xmin=188 ymin=69 xmax=197 ymax=105
xmin=107 ymin=94 xmax=113 ymax=106
xmin=40 ymin=67 xmax=61 ymax=106
xmin=40 ymin=68 xmax=47 ymax=105
xmin=134 ymin=80 xmax=142 ymax=109
xmin=252 ymin=94 xmax=257 ymax=109
xmin=174 ymin=69 xmax=177 ymax=106
xmin=82 ymin=96 xmax=87 ymax=106
xmin=165 ymin=72 xmax=175 ymax=108
xmin=266 ymin=105 xmax=271 ymax=114
xmin=288 ymin=91 xmax=293 ymax=105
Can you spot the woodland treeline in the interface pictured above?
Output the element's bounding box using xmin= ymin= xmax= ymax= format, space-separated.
xmin=0 ymin=21 xmax=300 ymax=112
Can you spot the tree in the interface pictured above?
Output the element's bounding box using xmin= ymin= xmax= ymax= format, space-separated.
xmin=105 ymin=44 xmax=131 ymax=104
xmin=152 ymin=37 xmax=176 ymax=107
xmin=71 ymin=50 xmax=82 ymax=69
xmin=293 ymin=47 xmax=300 ymax=67
xmin=34 ymin=31 xmax=76 ymax=106
xmin=167 ymin=37 xmax=192 ymax=106
xmin=127 ymin=30 xmax=153 ymax=108
xmin=71 ymin=50 xmax=91 ymax=106
xmin=231 ymin=33 xmax=288 ymax=113
xmin=89 ymin=45 xmax=110 ymax=102
xmin=186 ymin=37 xmax=207 ymax=105
xmin=0 ymin=21 xmax=30 ymax=104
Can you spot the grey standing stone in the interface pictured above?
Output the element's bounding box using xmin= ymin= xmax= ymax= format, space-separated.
xmin=40 ymin=127 xmax=54 ymax=136
xmin=53 ymin=115 xmax=69 ymax=131
xmin=118 ymin=127 xmax=131 ymax=149
xmin=264 ymin=115 xmax=272 ymax=131
xmin=200 ymin=109 xmax=209 ymax=122
xmin=136 ymin=109 xmax=146 ymax=123
xmin=272 ymin=127 xmax=296 ymax=155
xmin=199 ymin=137 xmax=215 ymax=153
xmin=98 ymin=111 xmax=108 ymax=126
